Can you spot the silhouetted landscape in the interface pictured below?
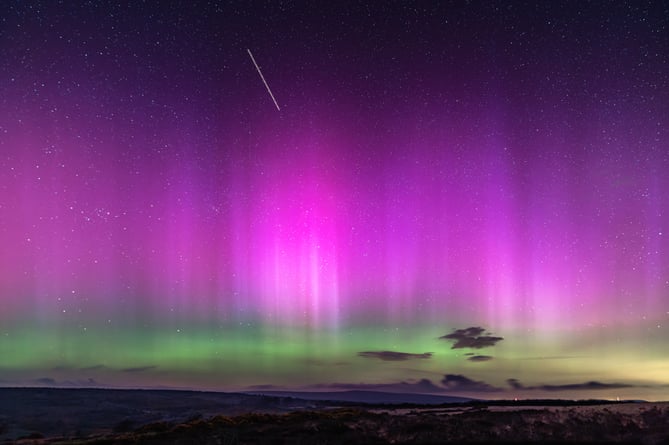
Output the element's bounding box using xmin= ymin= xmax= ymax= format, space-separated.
xmin=3 ymin=3 xmax=669 ymax=444
xmin=2 ymin=388 xmax=669 ymax=444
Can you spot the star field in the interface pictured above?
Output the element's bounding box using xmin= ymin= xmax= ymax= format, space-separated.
xmin=1 ymin=1 xmax=668 ymax=399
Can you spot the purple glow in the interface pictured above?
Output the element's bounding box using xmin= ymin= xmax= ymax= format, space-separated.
xmin=1 ymin=1 xmax=668 ymax=396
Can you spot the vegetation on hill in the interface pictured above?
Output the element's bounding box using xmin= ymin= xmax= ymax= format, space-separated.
xmin=33 ymin=404 xmax=669 ymax=445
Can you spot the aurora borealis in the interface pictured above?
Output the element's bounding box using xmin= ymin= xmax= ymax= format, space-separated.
xmin=1 ymin=2 xmax=668 ymax=400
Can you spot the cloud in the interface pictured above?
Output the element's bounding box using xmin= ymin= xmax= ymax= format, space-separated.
xmin=441 ymin=374 xmax=502 ymax=392
xmin=257 ymin=375 xmax=640 ymax=398
xmin=539 ymin=381 xmax=635 ymax=391
xmin=313 ymin=378 xmax=447 ymax=394
xmin=27 ymin=377 xmax=100 ymax=387
xmin=121 ymin=366 xmax=157 ymax=373
xmin=468 ymin=355 xmax=493 ymax=362
xmin=61 ymin=378 xmax=101 ymax=387
xmin=358 ymin=351 xmax=433 ymax=361
xmin=33 ymin=377 xmax=57 ymax=385
xmin=247 ymin=384 xmax=280 ymax=390
xmin=440 ymin=326 xmax=504 ymax=349
xmin=80 ymin=378 xmax=99 ymax=386
xmin=507 ymin=378 xmax=524 ymax=390
xmin=507 ymin=379 xmax=635 ymax=391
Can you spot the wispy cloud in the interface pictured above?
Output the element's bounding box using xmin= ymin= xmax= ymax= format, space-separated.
xmin=358 ymin=351 xmax=433 ymax=361
xmin=313 ymin=378 xmax=446 ymax=393
xmin=507 ymin=378 xmax=524 ymax=390
xmin=28 ymin=377 xmax=102 ymax=387
xmin=251 ymin=374 xmax=643 ymax=397
xmin=507 ymin=379 xmax=635 ymax=391
xmin=246 ymin=384 xmax=280 ymax=390
xmin=33 ymin=377 xmax=57 ymax=385
xmin=121 ymin=366 xmax=157 ymax=373
xmin=441 ymin=374 xmax=503 ymax=392
xmin=468 ymin=355 xmax=493 ymax=362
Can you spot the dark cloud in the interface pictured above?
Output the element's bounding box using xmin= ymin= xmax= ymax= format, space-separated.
xmin=440 ymin=326 xmax=503 ymax=349
xmin=507 ymin=379 xmax=635 ymax=391
xmin=358 ymin=351 xmax=433 ymax=361
xmin=30 ymin=377 xmax=102 ymax=387
xmin=441 ymin=374 xmax=502 ymax=392
xmin=121 ymin=366 xmax=157 ymax=373
xmin=468 ymin=355 xmax=493 ymax=362
xmin=33 ymin=377 xmax=57 ymax=385
xmin=254 ymin=375 xmax=638 ymax=398
xmin=247 ymin=384 xmax=280 ymax=390
xmin=62 ymin=378 xmax=100 ymax=387
xmin=313 ymin=378 xmax=447 ymax=394
xmin=402 ymin=379 xmax=446 ymax=393
xmin=507 ymin=378 xmax=524 ymax=390
xmin=539 ymin=381 xmax=635 ymax=391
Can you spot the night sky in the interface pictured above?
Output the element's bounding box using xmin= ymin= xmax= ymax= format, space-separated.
xmin=1 ymin=1 xmax=668 ymax=400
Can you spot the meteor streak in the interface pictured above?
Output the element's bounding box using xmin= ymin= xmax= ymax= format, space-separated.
xmin=247 ymin=48 xmax=281 ymax=111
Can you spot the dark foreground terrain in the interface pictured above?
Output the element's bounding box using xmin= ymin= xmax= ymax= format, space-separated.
xmin=1 ymin=388 xmax=669 ymax=444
